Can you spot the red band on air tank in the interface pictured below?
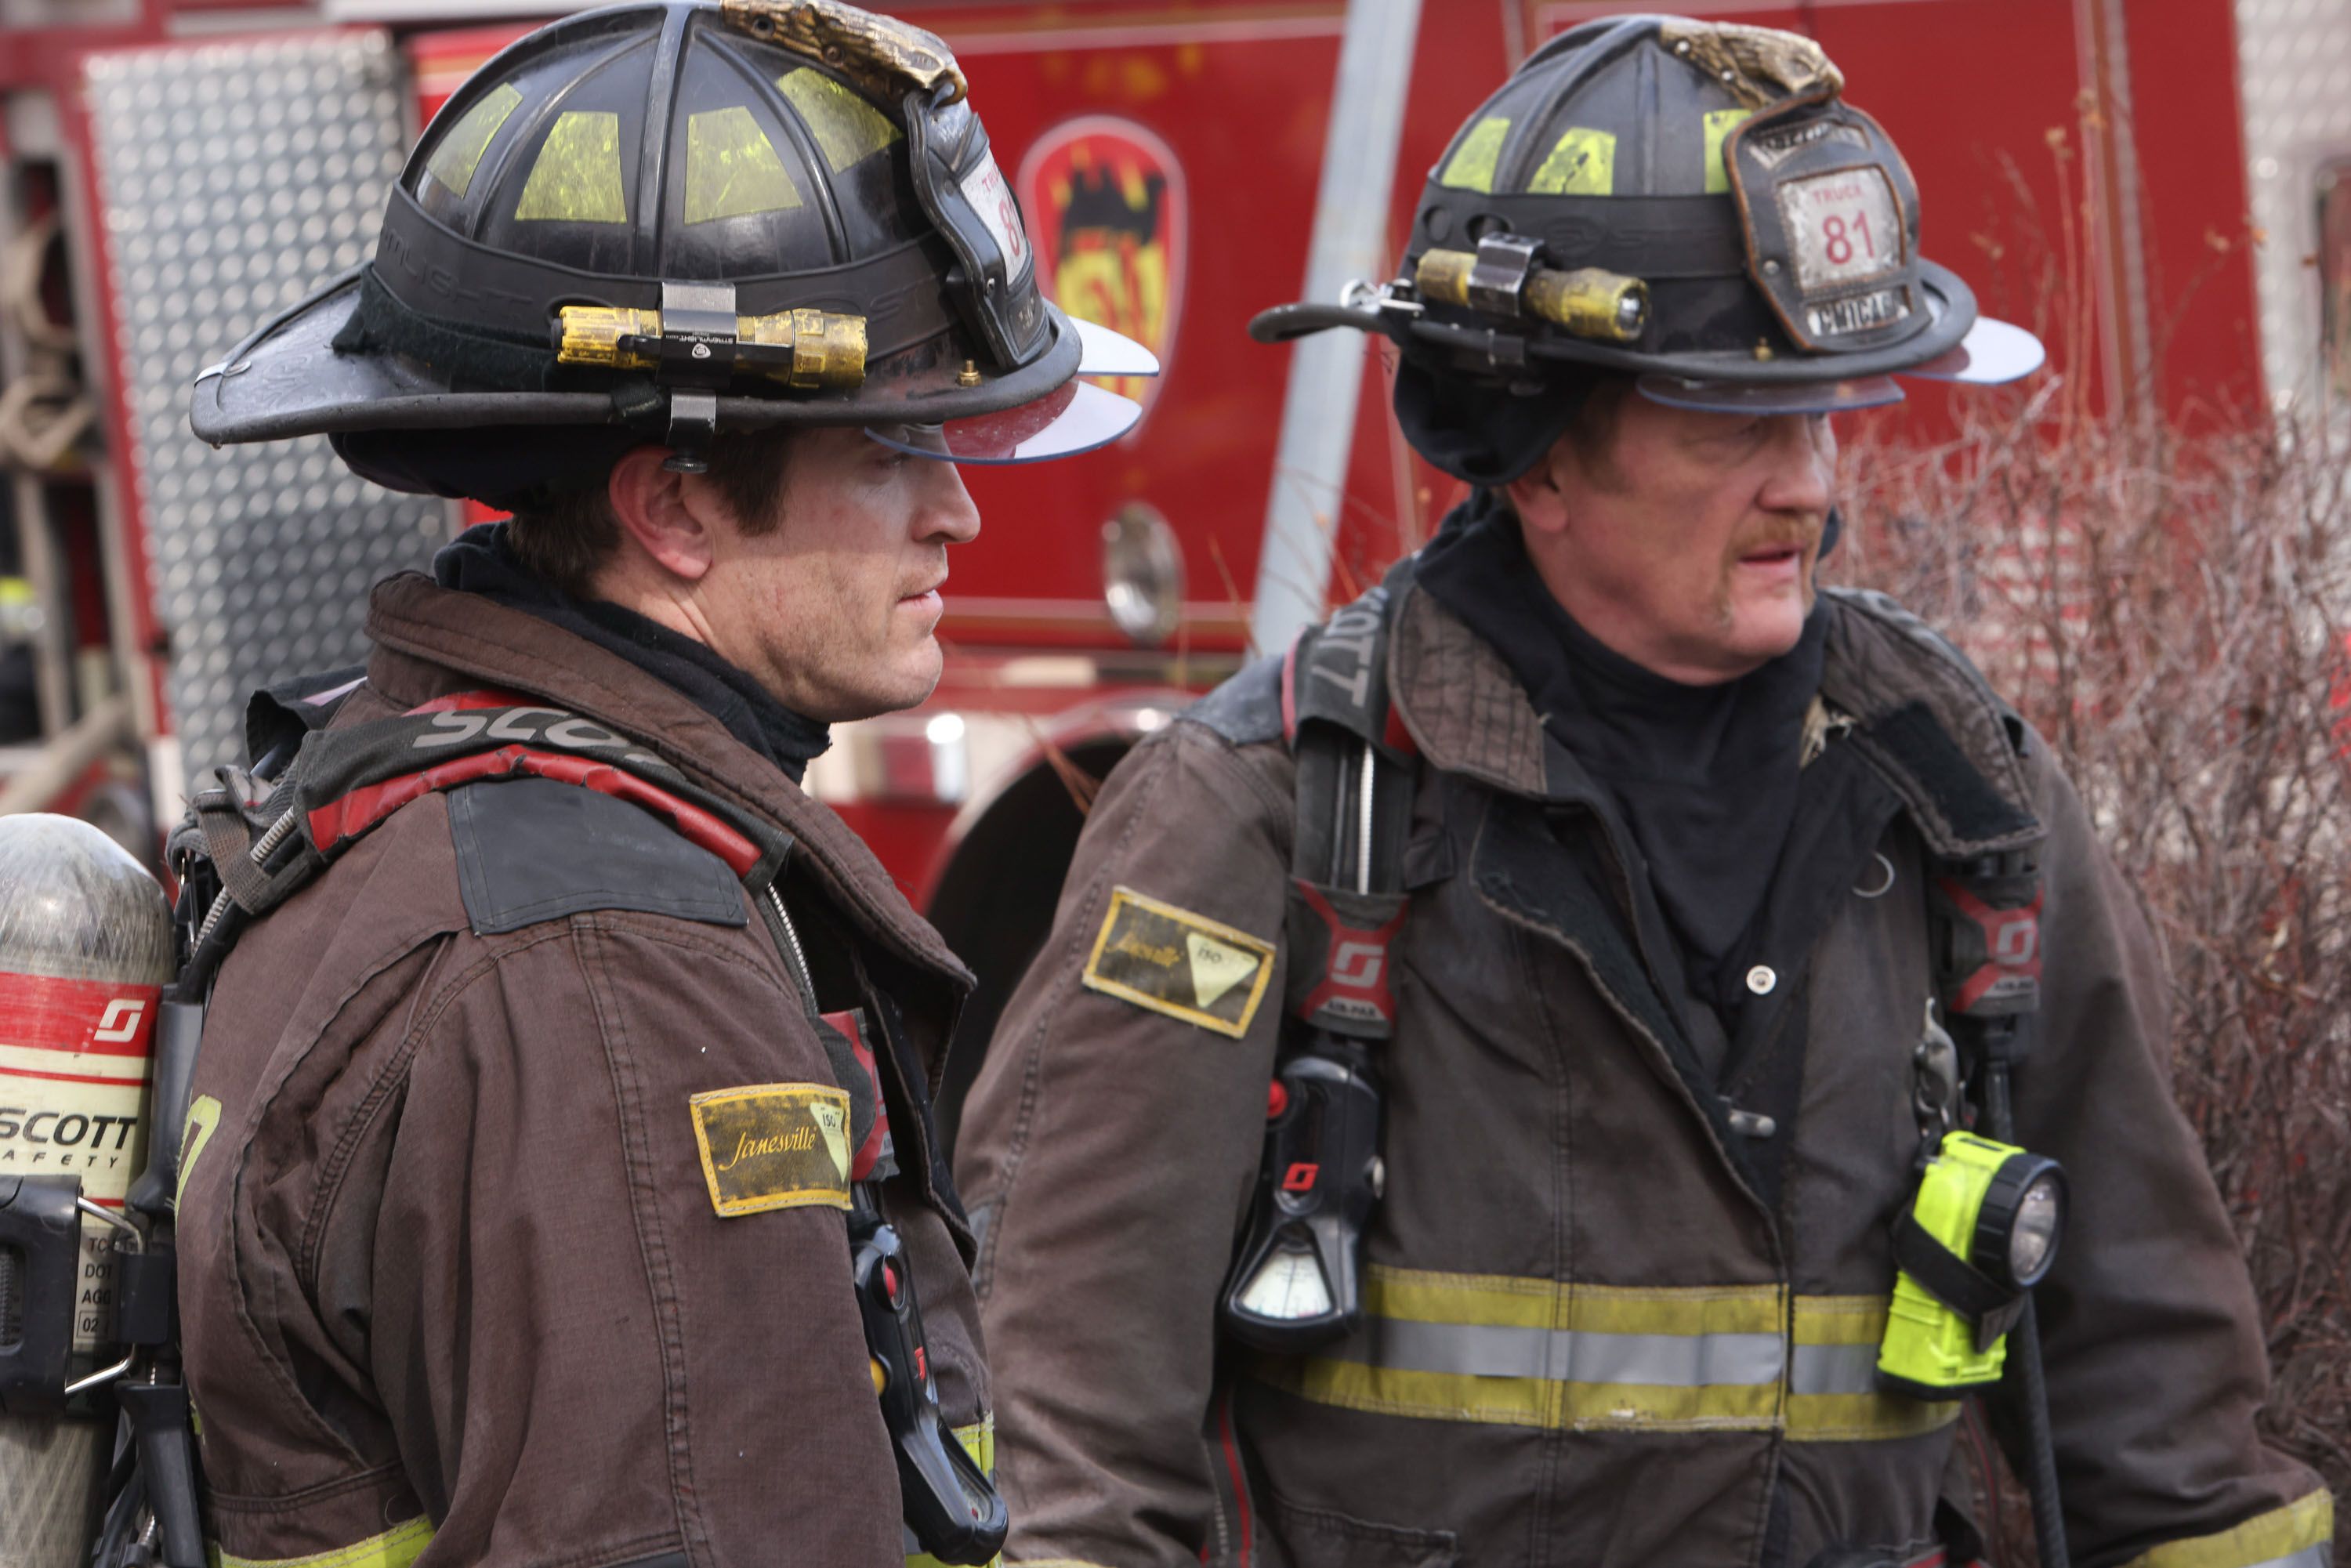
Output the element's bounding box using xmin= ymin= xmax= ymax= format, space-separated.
xmin=0 ymin=972 xmax=161 ymax=1060
xmin=0 ymin=972 xmax=161 ymax=1212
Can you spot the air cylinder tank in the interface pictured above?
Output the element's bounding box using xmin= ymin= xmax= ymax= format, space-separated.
xmin=0 ymin=814 xmax=173 ymax=1568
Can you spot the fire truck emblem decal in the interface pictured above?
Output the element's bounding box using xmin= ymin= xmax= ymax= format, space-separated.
xmin=1017 ymin=116 xmax=1186 ymax=419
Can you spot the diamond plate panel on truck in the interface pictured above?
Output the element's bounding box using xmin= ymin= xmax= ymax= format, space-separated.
xmin=2236 ymin=0 xmax=2351 ymax=408
xmin=84 ymin=34 xmax=446 ymax=778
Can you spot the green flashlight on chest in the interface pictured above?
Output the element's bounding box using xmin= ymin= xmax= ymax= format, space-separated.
xmin=1878 ymin=1129 xmax=2068 ymax=1397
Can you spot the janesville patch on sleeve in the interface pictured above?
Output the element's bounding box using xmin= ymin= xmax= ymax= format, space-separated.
xmin=1081 ymin=885 xmax=1276 ymax=1038
xmin=688 ymin=1083 xmax=853 ymax=1218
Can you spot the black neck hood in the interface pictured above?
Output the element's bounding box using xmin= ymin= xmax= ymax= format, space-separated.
xmin=1417 ymin=489 xmax=1828 ymax=972
xmin=433 ymin=523 xmax=831 ymax=786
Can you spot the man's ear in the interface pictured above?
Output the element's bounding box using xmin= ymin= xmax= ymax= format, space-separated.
xmin=607 ymin=447 xmax=729 ymax=582
xmin=1505 ymin=436 xmax=1570 ymax=538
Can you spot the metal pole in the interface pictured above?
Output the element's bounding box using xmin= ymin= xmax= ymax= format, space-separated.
xmin=1248 ymin=0 xmax=1423 ymax=656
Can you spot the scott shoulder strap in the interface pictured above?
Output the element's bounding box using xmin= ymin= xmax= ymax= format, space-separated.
xmin=1280 ymin=574 xmax=1418 ymax=1035
xmin=1219 ymin=575 xmax=1418 ymax=1352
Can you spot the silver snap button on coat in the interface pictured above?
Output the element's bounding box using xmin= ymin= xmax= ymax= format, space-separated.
xmin=1746 ymin=965 xmax=1777 ymax=995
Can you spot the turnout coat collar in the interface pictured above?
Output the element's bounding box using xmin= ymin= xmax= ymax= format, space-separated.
xmin=1385 ymin=574 xmax=2043 ymax=860
xmin=361 ymin=570 xmax=974 ymax=1057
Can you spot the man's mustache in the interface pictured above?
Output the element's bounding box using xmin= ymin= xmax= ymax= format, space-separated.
xmin=1729 ymin=518 xmax=1825 ymax=558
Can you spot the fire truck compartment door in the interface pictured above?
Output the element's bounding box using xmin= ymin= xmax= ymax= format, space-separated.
xmin=82 ymin=31 xmax=450 ymax=781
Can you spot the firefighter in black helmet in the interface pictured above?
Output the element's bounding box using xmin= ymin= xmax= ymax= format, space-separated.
xmin=955 ymin=17 xmax=2334 ymax=1568
xmin=159 ymin=5 xmax=1154 ymax=1566
xmin=193 ymin=0 xmax=1152 ymax=480
xmin=1255 ymin=12 xmax=2045 ymax=479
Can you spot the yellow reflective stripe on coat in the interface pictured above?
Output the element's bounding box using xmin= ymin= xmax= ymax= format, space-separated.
xmin=1256 ymin=1267 xmax=1957 ymax=1439
xmin=2121 ymin=1490 xmax=2335 ymax=1568
xmin=906 ymin=1414 xmax=1001 ymax=1568
xmin=208 ymin=1518 xmax=432 ymax=1568
xmin=1789 ymin=1295 xmax=1958 ymax=1442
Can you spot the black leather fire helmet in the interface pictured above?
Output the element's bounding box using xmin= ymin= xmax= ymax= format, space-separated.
xmin=1252 ymin=14 xmax=2042 ymax=484
xmin=188 ymin=0 xmax=1157 ymax=505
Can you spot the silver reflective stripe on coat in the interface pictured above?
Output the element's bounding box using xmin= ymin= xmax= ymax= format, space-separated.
xmin=1255 ymin=1269 xmax=1963 ymax=1439
xmin=1790 ymin=1341 xmax=1885 ymax=1397
xmin=2252 ymin=1549 xmax=2332 ymax=1568
xmin=1342 ymin=1316 xmax=1788 ymax=1390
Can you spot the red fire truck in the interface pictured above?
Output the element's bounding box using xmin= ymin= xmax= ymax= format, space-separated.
xmin=0 ymin=0 xmax=2341 ymax=1124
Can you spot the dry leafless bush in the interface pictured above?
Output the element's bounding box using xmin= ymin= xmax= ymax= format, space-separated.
xmin=1837 ymin=378 xmax=2351 ymax=1549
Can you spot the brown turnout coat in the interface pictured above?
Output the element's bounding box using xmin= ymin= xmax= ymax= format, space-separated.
xmin=176 ymin=575 xmax=990 ymax=1568
xmin=956 ymin=578 xmax=2329 ymax=1568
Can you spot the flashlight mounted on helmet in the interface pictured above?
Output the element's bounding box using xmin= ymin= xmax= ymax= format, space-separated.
xmin=1413 ymin=235 xmax=1650 ymax=344
xmin=553 ymin=300 xmax=869 ymax=391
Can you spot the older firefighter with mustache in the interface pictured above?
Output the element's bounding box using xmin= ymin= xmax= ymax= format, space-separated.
xmin=955 ymin=19 xmax=2331 ymax=1568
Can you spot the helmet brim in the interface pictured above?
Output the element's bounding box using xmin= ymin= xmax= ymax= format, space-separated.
xmin=188 ymin=265 xmax=1116 ymax=447
xmin=864 ymin=378 xmax=1143 ymax=465
xmin=1628 ymin=313 xmax=2045 ymax=415
xmin=1070 ymin=316 xmax=1161 ymax=378
xmin=1900 ymin=313 xmax=2047 ymax=386
xmin=1635 ymin=374 xmax=1908 ymax=415
xmin=860 ymin=319 xmax=1156 ymax=465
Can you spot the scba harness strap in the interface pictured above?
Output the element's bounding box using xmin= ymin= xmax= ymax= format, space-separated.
xmin=129 ymin=684 xmax=1006 ymax=1568
xmin=181 ymin=688 xmax=779 ymax=968
xmin=178 ymin=685 xmax=907 ymax=1164
xmin=1279 ymin=575 xmax=1418 ymax=1037
xmin=1219 ymin=577 xmax=1417 ymax=1352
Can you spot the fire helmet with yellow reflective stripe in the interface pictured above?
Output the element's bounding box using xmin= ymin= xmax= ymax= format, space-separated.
xmin=188 ymin=0 xmax=1157 ymax=503
xmin=1250 ymin=13 xmax=2043 ymax=484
